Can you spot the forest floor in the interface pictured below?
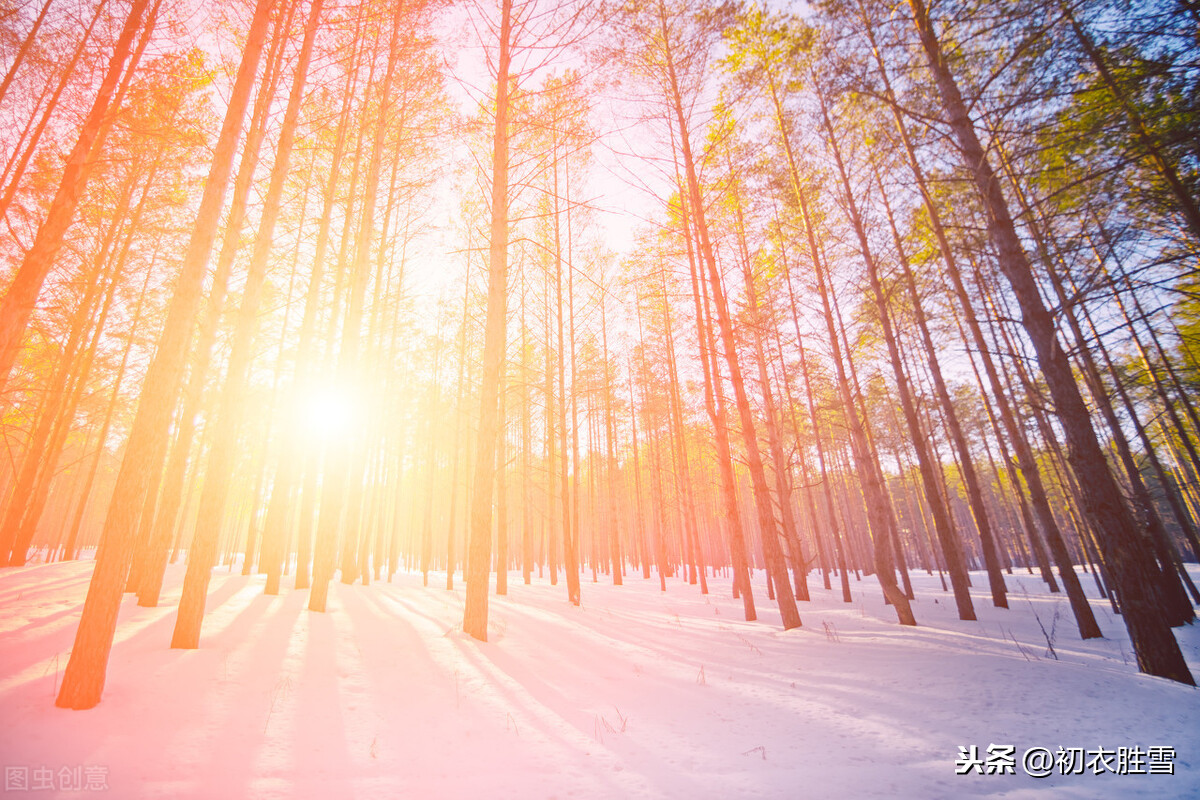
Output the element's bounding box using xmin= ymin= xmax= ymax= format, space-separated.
xmin=0 ymin=557 xmax=1198 ymax=799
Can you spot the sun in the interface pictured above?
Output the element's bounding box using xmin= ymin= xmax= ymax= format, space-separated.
xmin=298 ymin=385 xmax=357 ymax=442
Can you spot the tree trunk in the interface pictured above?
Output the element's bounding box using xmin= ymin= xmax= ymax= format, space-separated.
xmin=815 ymin=106 xmax=975 ymax=617
xmin=911 ymin=0 xmax=1189 ymax=679
xmin=171 ymin=0 xmax=323 ymax=646
xmin=726 ymin=151 xmax=809 ymax=601
xmin=655 ymin=0 xmax=799 ymax=629
xmin=874 ymin=175 xmax=1008 ymax=607
xmin=462 ymin=0 xmax=512 ymax=641
xmin=679 ymin=171 xmax=754 ymax=617
xmin=55 ymin=0 xmax=278 ymax=710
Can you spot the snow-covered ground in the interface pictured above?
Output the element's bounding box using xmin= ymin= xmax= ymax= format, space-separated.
xmin=0 ymin=558 xmax=1197 ymax=799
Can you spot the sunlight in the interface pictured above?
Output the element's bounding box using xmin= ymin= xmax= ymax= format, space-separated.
xmin=298 ymin=386 xmax=357 ymax=443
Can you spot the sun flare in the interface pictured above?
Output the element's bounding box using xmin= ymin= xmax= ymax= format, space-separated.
xmin=298 ymin=386 xmax=357 ymax=442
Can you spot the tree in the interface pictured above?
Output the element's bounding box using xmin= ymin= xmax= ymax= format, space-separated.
xmin=0 ymin=0 xmax=158 ymax=391
xmin=171 ymin=0 xmax=324 ymax=648
xmin=623 ymin=0 xmax=802 ymax=629
xmin=463 ymin=0 xmax=514 ymax=641
xmin=55 ymin=0 xmax=280 ymax=710
xmin=907 ymin=0 xmax=1192 ymax=685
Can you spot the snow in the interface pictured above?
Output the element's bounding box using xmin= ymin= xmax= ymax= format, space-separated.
xmin=1 ymin=559 xmax=1198 ymax=798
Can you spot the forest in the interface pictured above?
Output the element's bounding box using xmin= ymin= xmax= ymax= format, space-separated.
xmin=0 ymin=0 xmax=1198 ymax=758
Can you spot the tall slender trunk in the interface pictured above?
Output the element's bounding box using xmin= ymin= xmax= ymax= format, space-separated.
xmin=626 ymin=358 xmax=650 ymax=581
xmin=462 ymin=0 xmax=512 ymax=640
xmin=60 ymin=262 xmax=154 ymax=562
xmin=544 ymin=239 xmax=559 ymax=586
xmin=656 ymin=0 xmax=798 ymax=628
xmin=769 ymin=244 xmax=829 ymax=592
xmin=828 ymin=252 xmax=914 ymax=602
xmin=659 ymin=263 xmax=706 ymax=593
xmin=911 ymin=1 xmax=1189 ymax=680
xmin=496 ymin=362 xmax=509 ymax=596
xmin=777 ymin=231 xmax=847 ymax=601
xmin=599 ymin=277 xmax=623 ymax=585
xmin=679 ymin=169 xmax=754 ymax=617
xmin=132 ymin=2 xmax=295 ymax=602
xmin=521 ymin=277 xmax=533 ymax=585
xmin=566 ymin=157 xmax=584 ymax=601
xmin=55 ymin=0 xmax=279 ymax=710
xmin=171 ymin=0 xmax=323 ymax=645
xmin=727 ymin=152 xmax=808 ymax=601
xmin=337 ymin=8 xmax=403 ymax=588
xmin=816 ymin=106 xmax=975 ymax=617
xmin=635 ymin=297 xmax=669 ymax=591
xmin=553 ymin=133 xmax=581 ymax=606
